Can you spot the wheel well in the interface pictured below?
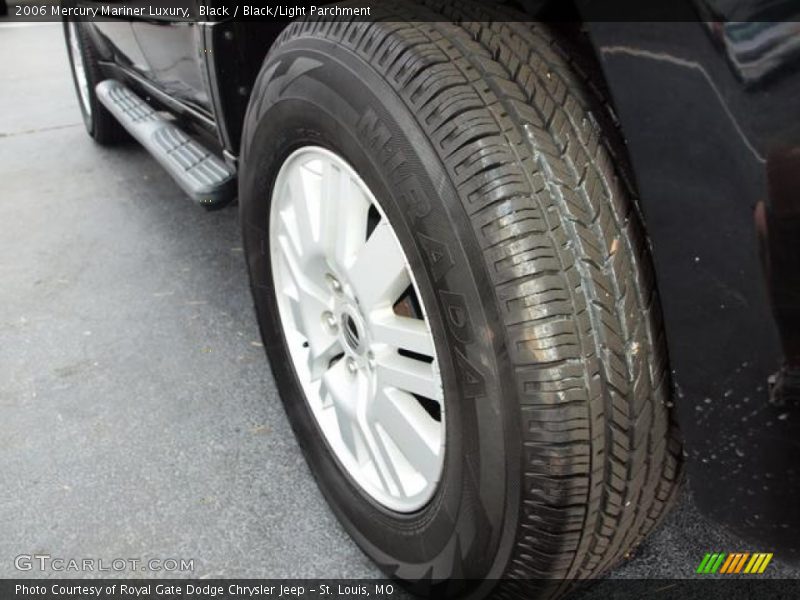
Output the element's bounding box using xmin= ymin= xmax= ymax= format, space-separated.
xmin=227 ymin=5 xmax=625 ymax=175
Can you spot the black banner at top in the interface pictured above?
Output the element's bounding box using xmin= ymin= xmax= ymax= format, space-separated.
xmin=4 ymin=0 xmax=800 ymax=22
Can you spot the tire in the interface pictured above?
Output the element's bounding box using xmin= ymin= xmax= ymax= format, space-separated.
xmin=63 ymin=20 xmax=127 ymax=145
xmin=239 ymin=4 xmax=682 ymax=597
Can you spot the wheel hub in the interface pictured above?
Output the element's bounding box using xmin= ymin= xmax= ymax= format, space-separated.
xmin=325 ymin=273 xmax=372 ymax=366
xmin=341 ymin=310 xmax=364 ymax=355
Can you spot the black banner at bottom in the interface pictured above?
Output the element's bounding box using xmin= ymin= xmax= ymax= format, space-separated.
xmin=3 ymin=579 xmax=800 ymax=600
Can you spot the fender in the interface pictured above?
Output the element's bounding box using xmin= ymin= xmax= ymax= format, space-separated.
xmin=584 ymin=16 xmax=800 ymax=560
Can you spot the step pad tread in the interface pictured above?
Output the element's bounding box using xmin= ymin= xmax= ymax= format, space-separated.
xmin=95 ymin=79 xmax=235 ymax=207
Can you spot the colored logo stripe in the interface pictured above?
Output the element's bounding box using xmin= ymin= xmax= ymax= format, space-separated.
xmin=696 ymin=553 xmax=726 ymax=573
xmin=696 ymin=553 xmax=712 ymax=573
xmin=697 ymin=553 xmax=773 ymax=574
xmin=734 ymin=553 xmax=750 ymax=573
xmin=719 ymin=553 xmax=749 ymax=573
xmin=744 ymin=553 xmax=773 ymax=574
xmin=719 ymin=553 xmax=736 ymax=573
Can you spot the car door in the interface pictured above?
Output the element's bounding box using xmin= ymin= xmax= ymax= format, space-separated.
xmin=130 ymin=0 xmax=211 ymax=112
xmin=87 ymin=0 xmax=149 ymax=73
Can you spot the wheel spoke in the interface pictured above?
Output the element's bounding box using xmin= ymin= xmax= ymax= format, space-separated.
xmin=318 ymin=160 xmax=370 ymax=268
xmin=357 ymin=415 xmax=405 ymax=497
xmin=321 ymin=360 xmax=361 ymax=458
xmin=348 ymin=222 xmax=410 ymax=311
xmin=283 ymin=298 xmax=338 ymax=377
xmin=370 ymin=388 xmax=442 ymax=484
xmin=284 ymin=167 xmax=316 ymax=249
xmin=278 ymin=230 xmax=331 ymax=306
xmin=276 ymin=232 xmax=333 ymax=355
xmin=371 ymin=310 xmax=435 ymax=357
xmin=376 ymin=352 xmax=442 ymax=401
xmin=306 ymin=338 xmax=343 ymax=382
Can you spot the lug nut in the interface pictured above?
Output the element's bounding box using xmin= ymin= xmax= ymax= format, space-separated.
xmin=326 ymin=273 xmax=343 ymax=295
xmin=322 ymin=311 xmax=338 ymax=333
xmin=346 ymin=357 xmax=358 ymax=376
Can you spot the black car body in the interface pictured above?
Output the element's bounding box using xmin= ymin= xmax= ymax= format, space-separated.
xmin=68 ymin=0 xmax=800 ymax=563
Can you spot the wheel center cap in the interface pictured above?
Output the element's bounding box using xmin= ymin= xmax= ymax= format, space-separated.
xmin=339 ymin=307 xmax=366 ymax=355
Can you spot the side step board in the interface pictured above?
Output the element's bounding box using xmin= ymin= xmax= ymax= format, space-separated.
xmin=95 ymin=80 xmax=235 ymax=207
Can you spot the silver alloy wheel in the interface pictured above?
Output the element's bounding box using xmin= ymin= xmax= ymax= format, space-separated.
xmin=68 ymin=21 xmax=92 ymax=118
xmin=269 ymin=146 xmax=445 ymax=513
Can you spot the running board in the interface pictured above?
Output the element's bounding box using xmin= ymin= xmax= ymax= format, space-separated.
xmin=95 ymin=79 xmax=235 ymax=208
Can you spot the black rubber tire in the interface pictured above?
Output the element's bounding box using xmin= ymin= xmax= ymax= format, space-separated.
xmin=239 ymin=4 xmax=682 ymax=598
xmin=63 ymin=21 xmax=128 ymax=145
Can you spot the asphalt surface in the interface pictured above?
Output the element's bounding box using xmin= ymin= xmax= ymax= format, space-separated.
xmin=1 ymin=22 xmax=798 ymax=586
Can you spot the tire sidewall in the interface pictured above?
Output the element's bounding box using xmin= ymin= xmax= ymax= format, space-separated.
xmin=239 ymin=38 xmax=521 ymax=586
